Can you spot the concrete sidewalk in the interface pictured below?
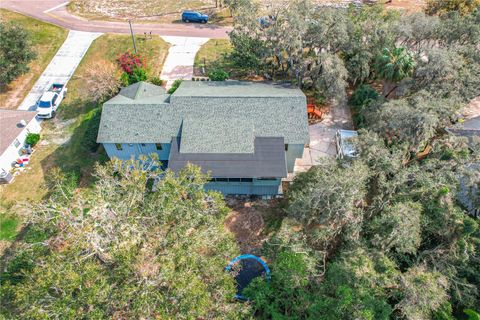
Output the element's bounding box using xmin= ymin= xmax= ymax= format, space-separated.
xmin=160 ymin=36 xmax=210 ymax=87
xmin=18 ymin=30 xmax=102 ymax=111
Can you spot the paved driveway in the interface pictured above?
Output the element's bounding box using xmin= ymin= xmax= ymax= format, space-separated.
xmin=160 ymin=36 xmax=210 ymax=86
xmin=293 ymin=100 xmax=354 ymax=173
xmin=18 ymin=30 xmax=102 ymax=111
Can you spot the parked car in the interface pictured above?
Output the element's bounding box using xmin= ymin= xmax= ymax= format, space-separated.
xmin=335 ymin=129 xmax=359 ymax=159
xmin=258 ymin=15 xmax=276 ymax=28
xmin=181 ymin=11 xmax=208 ymax=23
xmin=36 ymin=83 xmax=67 ymax=119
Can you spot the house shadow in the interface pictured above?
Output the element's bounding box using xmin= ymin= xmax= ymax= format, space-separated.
xmin=39 ymin=98 xmax=108 ymax=193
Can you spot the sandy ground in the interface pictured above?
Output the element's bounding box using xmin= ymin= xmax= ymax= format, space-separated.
xmin=225 ymin=198 xmax=283 ymax=254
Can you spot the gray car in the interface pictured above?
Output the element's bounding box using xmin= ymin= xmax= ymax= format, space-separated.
xmin=335 ymin=129 xmax=359 ymax=159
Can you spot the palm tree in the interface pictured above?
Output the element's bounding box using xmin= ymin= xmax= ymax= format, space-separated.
xmin=375 ymin=47 xmax=415 ymax=97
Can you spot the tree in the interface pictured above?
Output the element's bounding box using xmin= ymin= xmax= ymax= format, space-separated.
xmin=244 ymin=249 xmax=317 ymax=319
xmin=0 ymin=22 xmax=36 ymax=86
xmin=287 ymin=160 xmax=369 ymax=249
xmin=311 ymin=248 xmax=396 ymax=320
xmin=1 ymin=159 xmax=250 ymax=319
xmin=228 ymin=31 xmax=265 ymax=76
xmin=369 ymin=201 xmax=422 ymax=254
xmin=311 ymin=53 xmax=349 ymax=102
xmin=426 ymin=0 xmax=480 ymax=16
xmin=84 ymin=60 xmax=120 ymax=101
xmin=365 ymin=92 xmax=462 ymax=149
xmin=374 ymin=47 xmax=415 ymax=97
xmin=396 ymin=266 xmax=450 ymax=319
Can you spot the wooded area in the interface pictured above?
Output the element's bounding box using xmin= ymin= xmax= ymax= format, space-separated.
xmin=1 ymin=1 xmax=479 ymax=319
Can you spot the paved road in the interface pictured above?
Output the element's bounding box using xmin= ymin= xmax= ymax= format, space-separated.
xmin=0 ymin=0 xmax=231 ymax=39
xmin=19 ymin=30 xmax=102 ymax=111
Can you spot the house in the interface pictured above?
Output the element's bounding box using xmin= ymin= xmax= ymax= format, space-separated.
xmin=0 ymin=109 xmax=41 ymax=177
xmin=97 ymin=81 xmax=309 ymax=195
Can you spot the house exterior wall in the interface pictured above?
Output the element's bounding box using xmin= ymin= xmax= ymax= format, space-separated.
xmin=103 ymin=142 xmax=289 ymax=196
xmin=205 ymin=178 xmax=281 ymax=196
xmin=103 ymin=143 xmax=171 ymax=161
xmin=0 ymin=119 xmax=41 ymax=174
xmin=285 ymin=144 xmax=304 ymax=172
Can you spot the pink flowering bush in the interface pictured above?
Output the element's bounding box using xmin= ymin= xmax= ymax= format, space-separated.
xmin=117 ymin=52 xmax=147 ymax=74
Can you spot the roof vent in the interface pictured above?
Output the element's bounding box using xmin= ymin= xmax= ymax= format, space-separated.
xmin=19 ymin=119 xmax=27 ymax=127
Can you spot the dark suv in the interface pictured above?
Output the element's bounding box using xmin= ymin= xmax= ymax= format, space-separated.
xmin=181 ymin=11 xmax=208 ymax=23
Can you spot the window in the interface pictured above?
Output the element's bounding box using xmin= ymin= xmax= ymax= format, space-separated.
xmin=155 ymin=143 xmax=162 ymax=150
xmin=241 ymin=178 xmax=253 ymax=182
xmin=216 ymin=178 xmax=228 ymax=182
xmin=115 ymin=143 xmax=123 ymax=151
xmin=257 ymin=177 xmax=277 ymax=181
xmin=285 ymin=144 xmax=289 ymax=151
xmin=141 ymin=143 xmax=146 ymax=147
xmin=52 ymin=94 xmax=59 ymax=106
xmin=229 ymin=178 xmax=241 ymax=182
xmin=13 ymin=139 xmax=21 ymax=148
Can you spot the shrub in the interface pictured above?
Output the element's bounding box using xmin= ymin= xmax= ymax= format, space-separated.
xmin=208 ymin=68 xmax=229 ymax=81
xmin=117 ymin=52 xmax=146 ymax=74
xmin=350 ymin=85 xmax=379 ymax=129
xmin=149 ymin=76 xmax=163 ymax=86
xmin=167 ymin=79 xmax=182 ymax=94
xmin=84 ymin=60 xmax=120 ymax=101
xmin=25 ymin=133 xmax=40 ymax=146
xmin=120 ymin=67 xmax=148 ymax=86
xmin=129 ymin=67 xmax=147 ymax=84
xmin=350 ymin=84 xmax=379 ymax=107
xmin=120 ymin=72 xmax=130 ymax=87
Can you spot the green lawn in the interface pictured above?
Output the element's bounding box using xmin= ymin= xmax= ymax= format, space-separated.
xmin=0 ymin=214 xmax=19 ymax=241
xmin=194 ymin=39 xmax=233 ymax=76
xmin=0 ymin=34 xmax=170 ymax=241
xmin=0 ymin=9 xmax=68 ymax=110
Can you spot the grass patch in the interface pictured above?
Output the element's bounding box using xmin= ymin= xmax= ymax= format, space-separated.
xmin=0 ymin=9 xmax=68 ymax=109
xmin=0 ymin=214 xmax=19 ymax=241
xmin=194 ymin=39 xmax=233 ymax=77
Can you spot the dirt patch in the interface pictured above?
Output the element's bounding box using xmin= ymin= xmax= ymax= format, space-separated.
xmin=384 ymin=0 xmax=426 ymax=12
xmin=225 ymin=198 xmax=284 ymax=254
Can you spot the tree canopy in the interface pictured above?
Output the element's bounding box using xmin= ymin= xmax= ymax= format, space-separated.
xmin=1 ymin=159 xmax=250 ymax=319
xmin=1 ymin=1 xmax=480 ymax=319
xmin=0 ymin=22 xmax=36 ymax=86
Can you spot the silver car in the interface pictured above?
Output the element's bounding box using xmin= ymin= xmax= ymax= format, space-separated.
xmin=335 ymin=129 xmax=359 ymax=159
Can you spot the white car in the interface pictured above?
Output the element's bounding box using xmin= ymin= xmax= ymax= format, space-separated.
xmin=36 ymin=83 xmax=67 ymax=119
xmin=336 ymin=129 xmax=359 ymax=159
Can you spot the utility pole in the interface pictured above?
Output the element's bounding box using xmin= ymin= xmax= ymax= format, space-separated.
xmin=128 ymin=20 xmax=137 ymax=53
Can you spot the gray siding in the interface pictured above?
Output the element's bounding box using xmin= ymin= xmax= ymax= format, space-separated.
xmin=285 ymin=144 xmax=304 ymax=172
xmin=205 ymin=178 xmax=281 ymax=195
xmin=104 ymin=143 xmax=171 ymax=160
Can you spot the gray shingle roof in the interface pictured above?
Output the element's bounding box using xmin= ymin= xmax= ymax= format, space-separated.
xmin=169 ymin=137 xmax=287 ymax=178
xmin=180 ymin=116 xmax=254 ymax=153
xmin=0 ymin=110 xmax=37 ymax=155
xmin=97 ymin=81 xmax=309 ymax=152
xmin=173 ymin=80 xmax=306 ymax=98
xmin=119 ymin=81 xmax=166 ymax=100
